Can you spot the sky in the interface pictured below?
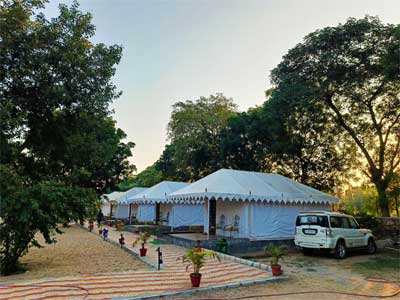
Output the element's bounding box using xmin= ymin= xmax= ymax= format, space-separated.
xmin=43 ymin=0 xmax=400 ymax=172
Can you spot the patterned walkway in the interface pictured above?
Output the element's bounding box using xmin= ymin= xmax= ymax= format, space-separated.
xmin=0 ymin=225 xmax=279 ymax=300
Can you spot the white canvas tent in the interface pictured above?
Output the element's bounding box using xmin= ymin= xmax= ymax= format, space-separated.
xmin=168 ymin=169 xmax=338 ymax=239
xmin=101 ymin=191 xmax=125 ymax=217
xmin=128 ymin=181 xmax=204 ymax=227
xmin=114 ymin=187 xmax=148 ymax=219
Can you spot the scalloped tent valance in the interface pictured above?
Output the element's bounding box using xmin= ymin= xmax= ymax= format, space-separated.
xmin=167 ymin=169 xmax=339 ymax=205
xmin=127 ymin=181 xmax=190 ymax=204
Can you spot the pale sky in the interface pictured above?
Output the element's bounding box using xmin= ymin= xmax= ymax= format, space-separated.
xmin=44 ymin=0 xmax=400 ymax=172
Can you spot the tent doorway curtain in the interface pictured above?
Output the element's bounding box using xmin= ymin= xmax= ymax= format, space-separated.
xmin=155 ymin=203 xmax=161 ymax=223
xmin=209 ymin=199 xmax=216 ymax=236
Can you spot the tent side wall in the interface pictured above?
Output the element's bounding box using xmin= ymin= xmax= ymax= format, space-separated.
xmin=115 ymin=204 xmax=129 ymax=219
xmin=249 ymin=202 xmax=331 ymax=239
xmin=137 ymin=204 xmax=156 ymax=222
xmin=102 ymin=202 xmax=111 ymax=217
xmin=170 ymin=204 xmax=204 ymax=227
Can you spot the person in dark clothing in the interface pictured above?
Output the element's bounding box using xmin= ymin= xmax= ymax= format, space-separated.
xmin=97 ymin=209 xmax=104 ymax=227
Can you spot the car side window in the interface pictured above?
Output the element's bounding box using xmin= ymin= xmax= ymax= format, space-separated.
xmin=348 ymin=217 xmax=359 ymax=229
xmin=330 ymin=216 xmax=341 ymax=228
xmin=340 ymin=217 xmax=351 ymax=228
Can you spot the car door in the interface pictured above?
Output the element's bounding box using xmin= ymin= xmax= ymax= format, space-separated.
xmin=340 ymin=217 xmax=360 ymax=248
xmin=348 ymin=217 xmax=365 ymax=247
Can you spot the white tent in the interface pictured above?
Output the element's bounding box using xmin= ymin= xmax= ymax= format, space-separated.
xmin=114 ymin=187 xmax=148 ymax=219
xmin=168 ymin=169 xmax=338 ymax=239
xmin=128 ymin=181 xmax=203 ymax=227
xmin=101 ymin=191 xmax=125 ymax=217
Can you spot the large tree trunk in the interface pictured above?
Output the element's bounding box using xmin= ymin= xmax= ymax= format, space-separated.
xmin=376 ymin=185 xmax=390 ymax=217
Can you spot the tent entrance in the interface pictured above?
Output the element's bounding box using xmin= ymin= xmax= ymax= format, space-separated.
xmin=209 ymin=199 xmax=216 ymax=236
xmin=155 ymin=203 xmax=161 ymax=223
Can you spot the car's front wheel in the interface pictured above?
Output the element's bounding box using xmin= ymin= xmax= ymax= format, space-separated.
xmin=334 ymin=240 xmax=346 ymax=259
xmin=366 ymin=238 xmax=377 ymax=254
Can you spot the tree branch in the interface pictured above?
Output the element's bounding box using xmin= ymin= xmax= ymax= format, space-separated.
xmin=325 ymin=93 xmax=378 ymax=176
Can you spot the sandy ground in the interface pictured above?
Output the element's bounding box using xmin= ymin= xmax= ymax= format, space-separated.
xmin=0 ymin=225 xmax=148 ymax=282
xmin=163 ymin=251 xmax=400 ymax=300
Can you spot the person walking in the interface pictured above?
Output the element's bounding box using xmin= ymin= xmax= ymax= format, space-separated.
xmin=97 ymin=209 xmax=104 ymax=227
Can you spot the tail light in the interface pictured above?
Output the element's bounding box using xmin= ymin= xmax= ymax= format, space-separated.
xmin=326 ymin=229 xmax=333 ymax=237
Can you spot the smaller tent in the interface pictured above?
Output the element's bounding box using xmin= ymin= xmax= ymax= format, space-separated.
xmin=101 ymin=191 xmax=125 ymax=217
xmin=128 ymin=181 xmax=204 ymax=227
xmin=114 ymin=187 xmax=148 ymax=220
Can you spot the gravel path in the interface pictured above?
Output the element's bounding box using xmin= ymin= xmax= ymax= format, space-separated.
xmin=0 ymin=225 xmax=148 ymax=282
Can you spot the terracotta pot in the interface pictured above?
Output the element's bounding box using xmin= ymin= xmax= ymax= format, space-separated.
xmin=271 ymin=264 xmax=282 ymax=276
xmin=139 ymin=248 xmax=147 ymax=257
xmin=98 ymin=229 xmax=103 ymax=234
xmin=190 ymin=273 xmax=202 ymax=287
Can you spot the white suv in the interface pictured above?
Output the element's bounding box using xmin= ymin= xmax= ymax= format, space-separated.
xmin=294 ymin=211 xmax=376 ymax=259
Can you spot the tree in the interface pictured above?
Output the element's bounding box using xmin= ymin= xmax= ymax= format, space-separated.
xmin=164 ymin=94 xmax=237 ymax=181
xmin=219 ymin=108 xmax=264 ymax=172
xmin=0 ymin=165 xmax=98 ymax=275
xmin=0 ymin=0 xmax=134 ymax=274
xmin=118 ymin=164 xmax=163 ymax=191
xmin=270 ymin=16 xmax=400 ymax=216
xmin=260 ymin=86 xmax=355 ymax=192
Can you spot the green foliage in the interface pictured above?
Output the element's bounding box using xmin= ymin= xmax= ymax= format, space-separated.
xmin=340 ymin=187 xmax=380 ymax=216
xmin=270 ymin=16 xmax=400 ymax=216
xmin=118 ymin=164 xmax=162 ymax=191
xmin=180 ymin=248 xmax=220 ymax=274
xmin=265 ymin=245 xmax=288 ymax=266
xmin=0 ymin=165 xmax=97 ymax=275
xmin=0 ymin=0 xmax=135 ymax=274
xmin=157 ymin=94 xmax=237 ymax=181
xmin=132 ymin=232 xmax=151 ymax=247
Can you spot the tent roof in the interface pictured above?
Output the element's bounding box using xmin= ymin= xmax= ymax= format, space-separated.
xmin=116 ymin=187 xmax=148 ymax=204
xmin=168 ymin=169 xmax=338 ymax=204
xmin=128 ymin=181 xmax=189 ymax=204
xmin=102 ymin=191 xmax=125 ymax=202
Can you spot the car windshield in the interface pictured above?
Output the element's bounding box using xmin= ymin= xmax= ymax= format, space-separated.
xmin=296 ymin=215 xmax=328 ymax=227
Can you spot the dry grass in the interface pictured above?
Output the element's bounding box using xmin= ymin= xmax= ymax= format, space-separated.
xmin=0 ymin=225 xmax=148 ymax=282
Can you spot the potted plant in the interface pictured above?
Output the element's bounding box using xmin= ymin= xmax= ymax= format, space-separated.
xmin=98 ymin=224 xmax=103 ymax=235
xmin=132 ymin=232 xmax=151 ymax=256
xmin=265 ymin=245 xmax=287 ymax=276
xmin=179 ymin=248 xmax=220 ymax=287
xmin=88 ymin=220 xmax=94 ymax=232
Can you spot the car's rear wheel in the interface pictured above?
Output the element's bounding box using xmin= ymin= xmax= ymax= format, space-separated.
xmin=302 ymin=248 xmax=314 ymax=256
xmin=366 ymin=238 xmax=377 ymax=254
xmin=334 ymin=240 xmax=346 ymax=259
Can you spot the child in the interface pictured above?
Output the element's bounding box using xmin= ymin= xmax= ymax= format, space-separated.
xmin=119 ymin=233 xmax=125 ymax=248
xmin=102 ymin=227 xmax=109 ymax=240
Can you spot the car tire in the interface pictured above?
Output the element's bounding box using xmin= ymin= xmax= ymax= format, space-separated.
xmin=366 ymin=238 xmax=377 ymax=254
xmin=302 ymin=248 xmax=314 ymax=256
xmin=334 ymin=240 xmax=346 ymax=259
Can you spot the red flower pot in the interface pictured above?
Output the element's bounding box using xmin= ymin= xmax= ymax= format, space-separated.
xmin=98 ymin=229 xmax=103 ymax=234
xmin=139 ymin=248 xmax=147 ymax=257
xmin=271 ymin=264 xmax=282 ymax=276
xmin=190 ymin=273 xmax=202 ymax=287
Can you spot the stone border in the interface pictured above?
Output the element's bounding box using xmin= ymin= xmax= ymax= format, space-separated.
xmin=215 ymin=252 xmax=270 ymax=271
xmin=111 ymin=275 xmax=288 ymax=300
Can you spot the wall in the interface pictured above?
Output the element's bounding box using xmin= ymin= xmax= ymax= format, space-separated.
xmin=115 ymin=204 xmax=129 ymax=219
xmin=250 ymin=202 xmax=330 ymax=239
